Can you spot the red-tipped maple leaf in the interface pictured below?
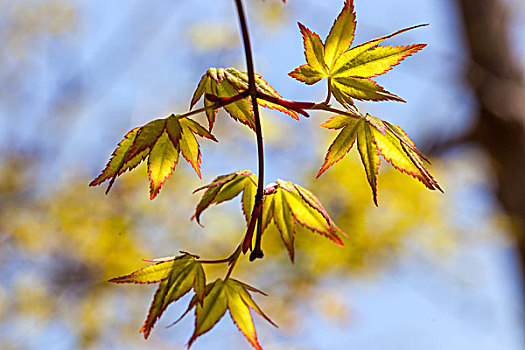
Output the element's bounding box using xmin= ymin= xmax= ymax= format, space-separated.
xmin=171 ymin=278 xmax=276 ymax=350
xmin=192 ymin=170 xmax=257 ymax=225
xmin=288 ymin=0 xmax=426 ymax=107
xmin=262 ymin=180 xmax=346 ymax=262
xmin=318 ymin=114 xmax=442 ymax=205
xmin=109 ymin=253 xmax=206 ymax=339
xmin=191 ymin=68 xmax=299 ymax=131
xmin=192 ymin=173 xmax=345 ymax=262
xmin=89 ymin=114 xmax=216 ymax=199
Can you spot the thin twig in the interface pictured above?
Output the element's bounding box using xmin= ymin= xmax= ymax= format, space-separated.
xmin=200 ymin=244 xmax=242 ymax=265
xmin=324 ymin=78 xmax=332 ymax=104
xmin=199 ymin=258 xmax=231 ymax=264
xmin=235 ymin=0 xmax=265 ymax=261
xmin=309 ymin=104 xmax=362 ymax=119
xmin=179 ymin=90 xmax=248 ymax=119
xmin=225 ymin=257 xmax=239 ymax=279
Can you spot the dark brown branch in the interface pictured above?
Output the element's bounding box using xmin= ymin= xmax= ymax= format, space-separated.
xmin=235 ymin=0 xmax=265 ymax=261
xmin=204 ymin=90 xmax=249 ymax=104
xmin=324 ymin=78 xmax=332 ymax=104
xmin=456 ymin=0 xmax=525 ymax=310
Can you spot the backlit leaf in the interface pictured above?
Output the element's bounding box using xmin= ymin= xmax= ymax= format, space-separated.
xmin=192 ymin=171 xmax=257 ymax=225
xmin=193 ymin=173 xmax=237 ymax=223
xmin=218 ymin=81 xmax=256 ymax=129
xmin=383 ymin=120 xmax=429 ymax=162
xmin=373 ymin=119 xmax=441 ymax=191
xmin=191 ymin=68 xmax=299 ymax=131
xmin=188 ymin=279 xmax=228 ymax=348
xmin=288 ymin=0 xmax=426 ymax=103
xmin=330 ymin=82 xmax=356 ymax=108
xmin=242 ymin=179 xmax=257 ymax=224
xmin=178 ymin=279 xmax=275 ymax=350
xmin=273 ymin=189 xmax=296 ymax=261
xmin=317 ymin=116 xmax=360 ymax=177
xmin=108 ymin=258 xmax=177 ymax=284
xmin=128 ymin=118 xmax=166 ymax=160
xmin=324 ymin=0 xmax=356 ymax=69
xmin=288 ymin=64 xmax=325 ymax=85
xmin=365 ymin=114 xmax=386 ymax=134
xmin=140 ymin=276 xmax=172 ymax=339
xmin=260 ymin=194 xmax=274 ymax=232
xmin=180 ymin=117 xmax=217 ymax=141
xmin=179 ymin=123 xmax=202 ymax=178
xmin=356 ymin=121 xmax=380 ymax=206
xmin=90 ymin=115 xmax=216 ymax=199
xmin=282 ymin=181 xmax=344 ymax=244
xmin=148 ymin=131 xmax=179 ymax=200
xmin=108 ymin=254 xmax=205 ymax=339
xmin=205 ymin=77 xmax=219 ymax=130
xmin=224 ymin=280 xmax=262 ymax=350
xmin=166 ymin=116 xmax=183 ymax=146
xmin=331 ymin=76 xmax=405 ymax=103
xmin=224 ymin=68 xmax=299 ymax=120
xmin=89 ymin=127 xmax=142 ymax=187
xmin=163 ymin=261 xmax=203 ymax=308
xmin=264 ymin=180 xmax=345 ymax=262
xmin=333 ymin=44 xmax=426 ymax=78
xmin=298 ymin=23 xmax=327 ymax=74
xmin=190 ymin=72 xmax=207 ymax=110
xmin=194 ymin=264 xmax=206 ymax=305
xmin=140 ymin=255 xmax=204 ymax=338
xmin=214 ymin=175 xmax=252 ymax=204
xmin=230 ymin=280 xmax=277 ymax=327
xmin=293 ymin=183 xmax=346 ymax=238
xmin=319 ymin=114 xmax=441 ymax=204
xmin=331 ymin=24 xmax=428 ymax=75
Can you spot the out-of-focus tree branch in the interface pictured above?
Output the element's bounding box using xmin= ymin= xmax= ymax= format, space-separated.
xmin=456 ymin=0 xmax=525 ymax=298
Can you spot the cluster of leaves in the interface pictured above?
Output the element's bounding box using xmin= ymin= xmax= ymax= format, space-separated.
xmin=110 ymin=253 xmax=275 ymax=350
xmin=90 ymin=0 xmax=441 ymax=348
xmin=193 ymin=171 xmax=346 ymax=262
xmin=288 ymin=0 xmax=440 ymax=204
xmin=90 ymin=67 xmax=301 ymax=200
xmin=107 ymin=169 xmax=348 ymax=348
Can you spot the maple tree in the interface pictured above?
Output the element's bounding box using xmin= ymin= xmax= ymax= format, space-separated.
xmin=90 ymin=0 xmax=441 ymax=348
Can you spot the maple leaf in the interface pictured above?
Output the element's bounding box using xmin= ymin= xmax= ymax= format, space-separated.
xmin=318 ymin=114 xmax=442 ymax=205
xmin=288 ymin=0 xmax=426 ymax=106
xmin=109 ymin=253 xmax=206 ymax=339
xmin=192 ymin=170 xmax=257 ymax=225
xmin=192 ymin=173 xmax=345 ymax=262
xmin=262 ymin=180 xmax=346 ymax=262
xmin=173 ymin=278 xmax=276 ymax=350
xmin=89 ymin=114 xmax=217 ymax=199
xmin=191 ymin=68 xmax=299 ymax=131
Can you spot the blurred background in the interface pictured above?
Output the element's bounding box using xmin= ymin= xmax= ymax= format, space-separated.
xmin=0 ymin=0 xmax=524 ymax=349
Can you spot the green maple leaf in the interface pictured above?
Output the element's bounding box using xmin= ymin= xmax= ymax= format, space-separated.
xmin=192 ymin=170 xmax=258 ymax=225
xmin=173 ymin=278 xmax=276 ymax=350
xmin=193 ymin=173 xmax=345 ymax=262
xmin=288 ymin=0 xmax=426 ymax=106
xmin=89 ymin=114 xmax=217 ymax=199
xmin=262 ymin=180 xmax=346 ymax=262
xmin=109 ymin=253 xmax=206 ymax=339
xmin=191 ymin=68 xmax=299 ymax=131
xmin=318 ymin=114 xmax=442 ymax=205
